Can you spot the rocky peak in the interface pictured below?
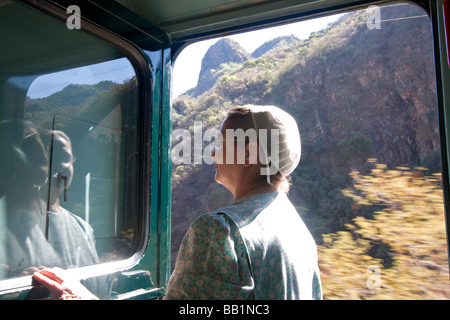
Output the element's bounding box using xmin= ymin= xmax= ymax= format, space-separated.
xmin=252 ymin=35 xmax=300 ymax=58
xmin=193 ymin=38 xmax=251 ymax=97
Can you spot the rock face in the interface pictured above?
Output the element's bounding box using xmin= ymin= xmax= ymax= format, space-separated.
xmin=193 ymin=36 xmax=301 ymax=97
xmin=193 ymin=38 xmax=251 ymax=96
xmin=252 ymin=35 xmax=300 ymax=58
xmin=272 ymin=5 xmax=439 ymax=170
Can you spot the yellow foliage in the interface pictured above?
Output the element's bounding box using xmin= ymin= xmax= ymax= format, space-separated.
xmin=318 ymin=159 xmax=450 ymax=299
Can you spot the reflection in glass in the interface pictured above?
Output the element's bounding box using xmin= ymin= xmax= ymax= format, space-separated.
xmin=0 ymin=123 xmax=99 ymax=278
xmin=1 ymin=58 xmax=139 ymax=282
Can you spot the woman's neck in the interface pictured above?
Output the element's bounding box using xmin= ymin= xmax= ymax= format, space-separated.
xmin=233 ymin=176 xmax=280 ymax=202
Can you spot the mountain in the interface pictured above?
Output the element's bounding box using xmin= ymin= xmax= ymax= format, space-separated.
xmin=252 ymin=35 xmax=300 ymax=58
xmin=192 ymin=38 xmax=252 ymax=97
xmin=190 ymin=36 xmax=301 ymax=97
xmin=25 ymin=81 xmax=117 ymax=127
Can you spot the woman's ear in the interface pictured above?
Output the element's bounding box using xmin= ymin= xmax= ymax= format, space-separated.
xmin=245 ymin=141 xmax=259 ymax=167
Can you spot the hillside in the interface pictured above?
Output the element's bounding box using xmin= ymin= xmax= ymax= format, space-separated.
xmin=171 ymin=4 xmax=440 ymax=267
xmin=25 ymin=80 xmax=120 ymax=127
xmin=252 ymin=35 xmax=300 ymax=58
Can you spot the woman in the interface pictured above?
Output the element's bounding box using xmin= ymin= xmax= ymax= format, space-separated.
xmin=33 ymin=105 xmax=322 ymax=300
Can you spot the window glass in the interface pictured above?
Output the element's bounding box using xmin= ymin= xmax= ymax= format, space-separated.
xmin=171 ymin=3 xmax=450 ymax=299
xmin=0 ymin=1 xmax=141 ymax=285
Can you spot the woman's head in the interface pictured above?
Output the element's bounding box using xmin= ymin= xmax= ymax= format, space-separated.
xmin=0 ymin=120 xmax=48 ymax=198
xmin=213 ymin=105 xmax=301 ymax=194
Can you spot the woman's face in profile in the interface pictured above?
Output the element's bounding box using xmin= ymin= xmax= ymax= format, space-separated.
xmin=211 ymin=118 xmax=243 ymax=191
xmin=52 ymin=135 xmax=74 ymax=188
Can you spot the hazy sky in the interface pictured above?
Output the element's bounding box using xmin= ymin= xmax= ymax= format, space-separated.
xmin=172 ymin=13 xmax=343 ymax=98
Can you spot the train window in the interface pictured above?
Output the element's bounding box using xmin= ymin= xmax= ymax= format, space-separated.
xmin=0 ymin=0 xmax=143 ymax=290
xmin=172 ymin=2 xmax=450 ymax=299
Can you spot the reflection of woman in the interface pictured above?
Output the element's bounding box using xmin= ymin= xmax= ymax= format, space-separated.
xmin=43 ymin=130 xmax=100 ymax=271
xmin=0 ymin=123 xmax=100 ymax=287
xmin=34 ymin=105 xmax=322 ymax=300
xmin=37 ymin=130 xmax=108 ymax=298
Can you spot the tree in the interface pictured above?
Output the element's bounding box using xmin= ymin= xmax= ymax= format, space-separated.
xmin=318 ymin=159 xmax=450 ymax=299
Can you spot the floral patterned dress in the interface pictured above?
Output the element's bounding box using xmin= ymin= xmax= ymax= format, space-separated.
xmin=165 ymin=192 xmax=322 ymax=300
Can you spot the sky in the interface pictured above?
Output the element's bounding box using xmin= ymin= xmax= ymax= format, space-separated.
xmin=172 ymin=13 xmax=344 ymax=98
xmin=25 ymin=13 xmax=343 ymax=100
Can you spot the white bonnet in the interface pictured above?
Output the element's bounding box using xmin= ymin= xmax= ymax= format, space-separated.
xmin=246 ymin=104 xmax=301 ymax=177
